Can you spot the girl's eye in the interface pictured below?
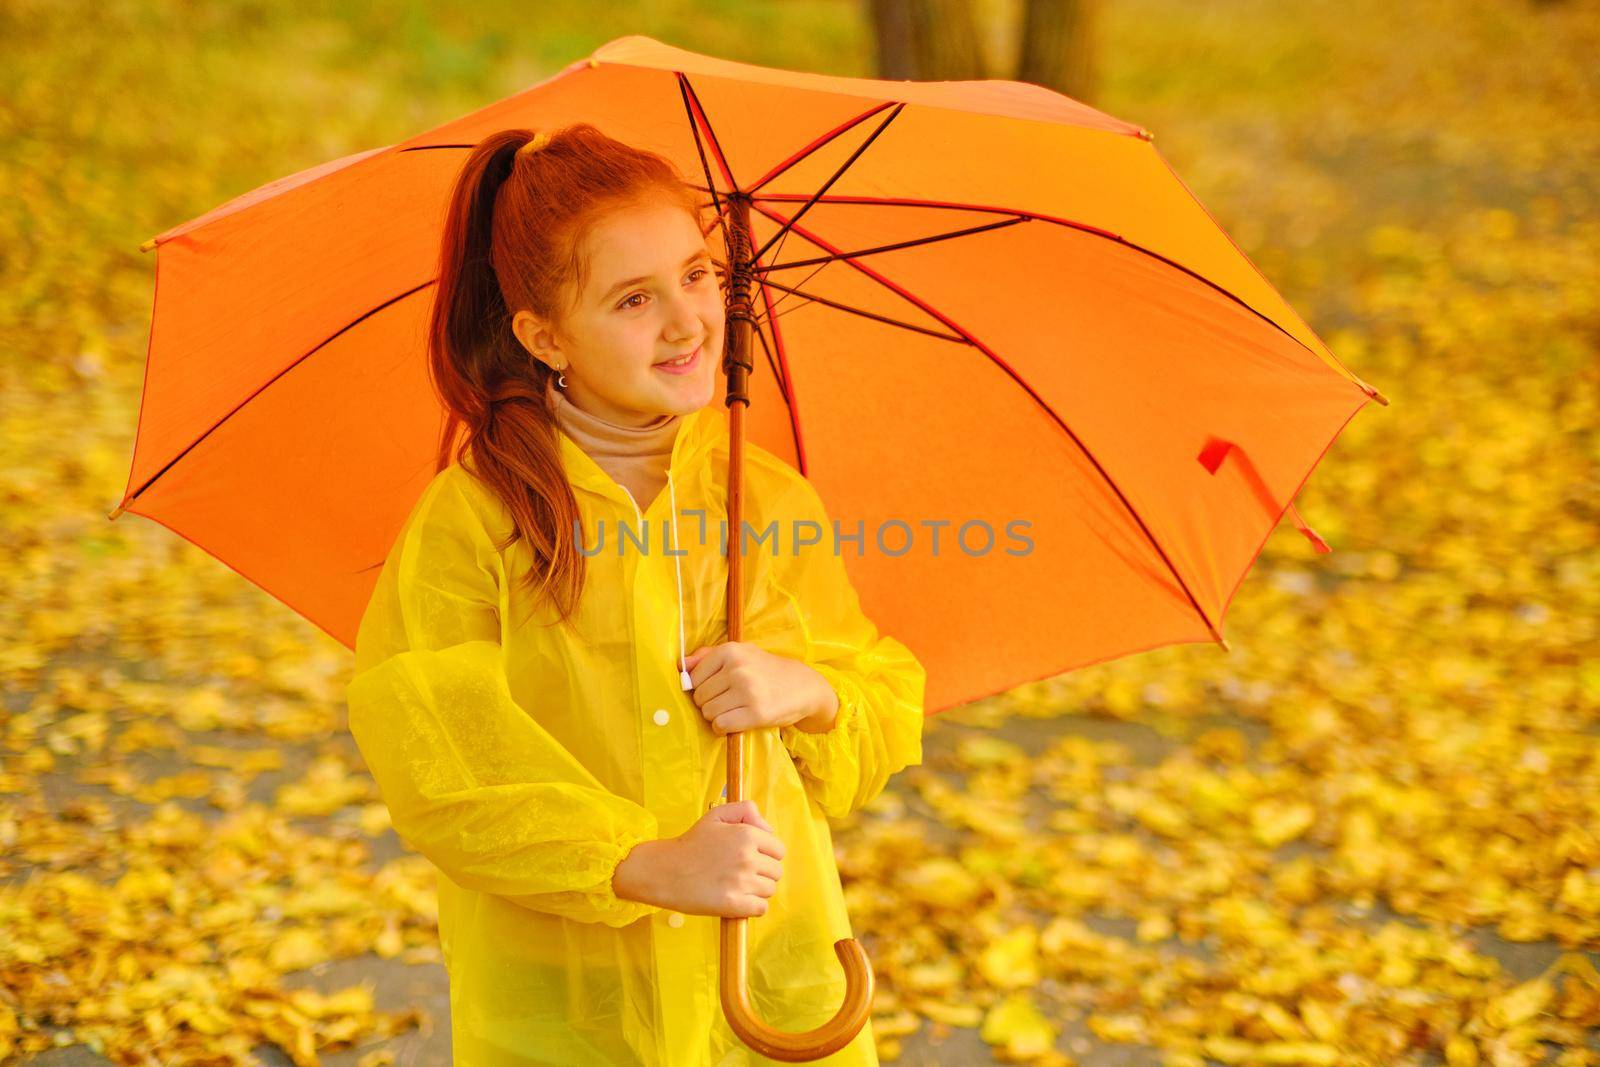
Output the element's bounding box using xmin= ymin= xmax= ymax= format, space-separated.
xmin=616 ymin=267 xmax=710 ymax=311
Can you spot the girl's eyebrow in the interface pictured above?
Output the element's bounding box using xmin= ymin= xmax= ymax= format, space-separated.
xmin=600 ymin=250 xmax=711 ymax=302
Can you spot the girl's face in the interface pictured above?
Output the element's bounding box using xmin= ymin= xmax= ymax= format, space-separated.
xmin=513 ymin=198 xmax=723 ymax=427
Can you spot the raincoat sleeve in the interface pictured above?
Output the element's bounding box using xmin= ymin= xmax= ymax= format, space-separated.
xmin=761 ymin=474 xmax=927 ymax=820
xmin=345 ymin=470 xmax=662 ymax=928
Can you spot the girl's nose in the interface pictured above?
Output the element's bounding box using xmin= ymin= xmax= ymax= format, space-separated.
xmin=662 ymin=293 xmax=702 ymax=343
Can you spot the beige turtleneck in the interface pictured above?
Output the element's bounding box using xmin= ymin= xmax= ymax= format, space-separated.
xmin=546 ymin=376 xmax=683 ymax=510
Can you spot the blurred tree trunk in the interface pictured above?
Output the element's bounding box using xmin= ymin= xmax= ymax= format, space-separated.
xmin=1017 ymin=0 xmax=1099 ymax=102
xmin=869 ymin=0 xmax=918 ymax=78
xmin=868 ymin=0 xmax=987 ymax=79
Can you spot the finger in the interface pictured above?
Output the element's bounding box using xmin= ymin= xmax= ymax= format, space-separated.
xmin=756 ymin=855 xmax=782 ymax=881
xmin=740 ymin=803 xmax=777 ymax=837
xmin=689 ymin=668 xmax=732 ymax=708
xmin=688 ymin=644 xmax=729 ymax=689
xmin=732 ymin=802 xmax=772 ymax=833
xmin=702 ymin=690 xmax=746 ymax=724
xmin=719 ymin=800 xmax=761 ymax=825
xmin=711 ymin=708 xmax=756 ymax=737
xmin=756 ymin=832 xmax=786 ymax=862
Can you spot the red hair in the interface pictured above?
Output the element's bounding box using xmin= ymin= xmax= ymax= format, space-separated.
xmin=428 ymin=123 xmax=717 ymax=630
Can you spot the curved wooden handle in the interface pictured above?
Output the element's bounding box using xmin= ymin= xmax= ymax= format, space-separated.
xmin=719 ymin=861 xmax=876 ymax=1059
xmin=717 ymin=712 xmax=875 ymax=1060
xmin=715 ymin=193 xmax=874 ymax=1061
xmin=721 ymin=935 xmax=872 ymax=1061
xmin=720 ymin=724 xmax=874 ymax=1060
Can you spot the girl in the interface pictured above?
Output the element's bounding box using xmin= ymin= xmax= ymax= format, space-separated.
xmin=345 ymin=123 xmax=926 ymax=1066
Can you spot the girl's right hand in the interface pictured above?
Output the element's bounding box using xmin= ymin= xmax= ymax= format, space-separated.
xmin=613 ymin=799 xmax=786 ymax=918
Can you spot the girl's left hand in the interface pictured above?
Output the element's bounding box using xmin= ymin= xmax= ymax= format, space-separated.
xmin=683 ymin=641 xmax=838 ymax=736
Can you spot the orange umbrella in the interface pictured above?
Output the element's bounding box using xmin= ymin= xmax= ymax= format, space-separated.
xmin=111 ymin=34 xmax=1385 ymax=1061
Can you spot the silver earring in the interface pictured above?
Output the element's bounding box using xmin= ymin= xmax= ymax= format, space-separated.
xmin=556 ymin=366 xmax=567 ymax=388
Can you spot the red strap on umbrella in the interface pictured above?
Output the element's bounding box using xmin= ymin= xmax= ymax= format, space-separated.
xmin=1198 ymin=435 xmax=1330 ymax=553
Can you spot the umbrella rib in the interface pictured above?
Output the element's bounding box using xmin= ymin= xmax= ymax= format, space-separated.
xmin=1147 ymin=147 xmax=1378 ymax=399
xmin=677 ymin=74 xmax=742 ymax=194
xmin=747 ymin=199 xmax=1227 ymax=644
xmin=759 ymin=218 xmax=1031 ymax=322
xmin=749 ymin=310 xmax=791 ymax=407
xmin=678 ymin=74 xmax=742 ymax=265
xmin=757 ymin=253 xmax=836 ymax=321
xmin=747 ymin=101 xmax=901 ymax=195
xmin=115 ymin=278 xmax=437 ymax=512
xmin=751 ymin=103 xmax=906 ymax=266
xmin=677 ymin=72 xmax=809 ymax=472
xmin=752 ymin=270 xmax=813 ymax=477
xmin=755 ymin=277 xmax=967 ymax=343
xmin=746 ymin=192 xmax=1380 ymax=401
xmin=743 ymin=99 xmax=902 ymax=272
xmin=760 ymin=216 xmax=1031 ymax=274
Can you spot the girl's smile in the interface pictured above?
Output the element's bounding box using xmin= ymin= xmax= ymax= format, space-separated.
xmin=654 ymin=343 xmax=702 ymax=375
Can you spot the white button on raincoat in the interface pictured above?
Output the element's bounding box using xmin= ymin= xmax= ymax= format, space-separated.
xmin=345 ymin=401 xmax=926 ymax=1065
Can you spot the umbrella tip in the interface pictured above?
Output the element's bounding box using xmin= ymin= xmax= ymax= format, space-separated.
xmin=1217 ymin=635 xmax=1232 ymax=653
xmin=107 ymin=501 xmax=127 ymax=521
xmin=1366 ymin=386 xmax=1390 ymax=407
xmin=139 ymin=237 xmax=157 ymax=253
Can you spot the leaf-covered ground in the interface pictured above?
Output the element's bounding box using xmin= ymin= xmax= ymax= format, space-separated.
xmin=2 ymin=1 xmax=1596 ymax=1065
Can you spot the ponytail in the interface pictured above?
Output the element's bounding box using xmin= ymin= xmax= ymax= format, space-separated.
xmin=427 ymin=123 xmax=711 ymax=632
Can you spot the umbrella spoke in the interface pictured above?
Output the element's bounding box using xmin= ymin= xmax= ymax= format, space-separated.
xmin=747 ymin=199 xmax=1227 ymax=645
xmin=757 ymin=250 xmax=837 ymax=321
xmin=744 ymin=265 xmax=810 ymax=473
xmin=681 ymin=98 xmax=911 ymax=281
xmin=760 ymin=215 xmax=1030 ymax=273
xmin=674 ymin=76 xmax=816 ymax=474
xmin=756 ymin=217 xmax=1031 ymax=320
xmin=117 ymin=278 xmax=437 ymax=510
xmin=747 ymin=101 xmax=900 ymax=271
xmin=751 ymin=103 xmax=905 ymax=266
xmin=678 ymin=74 xmax=743 ymax=266
xmin=676 ymin=100 xmax=1017 ymax=340
xmin=754 ymin=277 xmax=967 ymax=344
xmin=746 ymin=101 xmax=901 ymax=195
xmin=737 ymin=192 xmax=1382 ymax=400
xmin=750 ymin=314 xmax=789 ymax=407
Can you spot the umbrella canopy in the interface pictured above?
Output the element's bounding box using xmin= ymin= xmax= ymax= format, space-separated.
xmin=113 ymin=33 xmax=1384 ymax=718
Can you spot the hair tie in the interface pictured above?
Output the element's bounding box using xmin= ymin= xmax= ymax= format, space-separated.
xmin=516 ymin=130 xmax=553 ymax=162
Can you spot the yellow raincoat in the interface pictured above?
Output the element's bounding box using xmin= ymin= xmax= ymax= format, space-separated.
xmin=345 ymin=401 xmax=926 ymax=1066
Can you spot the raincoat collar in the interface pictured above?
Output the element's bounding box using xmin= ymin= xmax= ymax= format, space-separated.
xmin=550 ymin=396 xmax=727 ymax=693
xmin=554 ymin=400 xmax=727 ymax=506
